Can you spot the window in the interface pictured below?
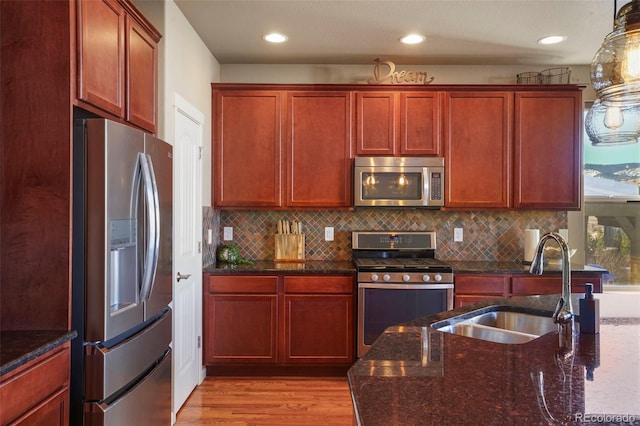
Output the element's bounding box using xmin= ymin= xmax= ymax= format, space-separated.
xmin=582 ymin=103 xmax=640 ymax=290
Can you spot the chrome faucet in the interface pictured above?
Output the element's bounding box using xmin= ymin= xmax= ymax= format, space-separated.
xmin=529 ymin=232 xmax=574 ymax=325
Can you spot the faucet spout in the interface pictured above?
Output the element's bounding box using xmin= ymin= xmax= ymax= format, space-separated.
xmin=529 ymin=232 xmax=573 ymax=325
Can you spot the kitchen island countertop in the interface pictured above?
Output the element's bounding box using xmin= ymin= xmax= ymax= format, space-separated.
xmin=348 ymin=292 xmax=640 ymax=425
xmin=0 ymin=330 xmax=77 ymax=377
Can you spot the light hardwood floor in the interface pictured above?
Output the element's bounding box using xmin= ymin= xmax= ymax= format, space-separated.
xmin=175 ymin=376 xmax=355 ymax=425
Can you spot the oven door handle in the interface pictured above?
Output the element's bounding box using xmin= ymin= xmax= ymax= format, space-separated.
xmin=358 ymin=283 xmax=454 ymax=290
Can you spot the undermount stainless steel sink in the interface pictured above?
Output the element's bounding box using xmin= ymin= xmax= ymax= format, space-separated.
xmin=432 ymin=306 xmax=557 ymax=344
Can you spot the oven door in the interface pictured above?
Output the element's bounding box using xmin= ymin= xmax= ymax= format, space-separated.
xmin=358 ymin=282 xmax=453 ymax=357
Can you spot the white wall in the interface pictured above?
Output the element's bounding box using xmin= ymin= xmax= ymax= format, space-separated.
xmin=220 ymin=63 xmax=596 ymax=100
xmin=132 ymin=0 xmax=220 ymax=206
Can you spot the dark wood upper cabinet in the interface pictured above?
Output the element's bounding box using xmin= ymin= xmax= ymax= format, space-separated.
xmin=399 ymin=91 xmax=441 ymax=155
xmin=443 ymin=87 xmax=583 ymax=210
xmin=443 ymin=91 xmax=513 ymax=208
xmin=213 ymin=87 xmax=353 ymax=209
xmin=126 ymin=15 xmax=158 ymax=132
xmin=513 ymin=91 xmax=582 ymax=210
xmin=77 ymin=0 xmax=160 ymax=133
xmin=285 ymin=91 xmax=353 ymax=208
xmin=356 ymin=91 xmax=441 ymax=156
xmin=212 ymin=84 xmax=583 ymax=210
xmin=356 ymin=91 xmax=398 ymax=155
xmin=214 ymin=90 xmax=283 ymax=208
xmin=77 ymin=0 xmax=126 ymax=118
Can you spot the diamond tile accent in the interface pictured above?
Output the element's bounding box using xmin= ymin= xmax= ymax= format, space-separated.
xmin=208 ymin=209 xmax=566 ymax=263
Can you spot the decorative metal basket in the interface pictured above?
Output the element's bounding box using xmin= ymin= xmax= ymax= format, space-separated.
xmin=540 ymin=67 xmax=571 ymax=84
xmin=516 ymin=72 xmax=543 ymax=85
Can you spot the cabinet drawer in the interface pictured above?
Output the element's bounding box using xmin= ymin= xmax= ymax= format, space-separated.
xmin=208 ymin=275 xmax=278 ymax=294
xmin=511 ymin=276 xmax=561 ymax=295
xmin=570 ymin=276 xmax=602 ymax=293
xmin=455 ymin=295 xmax=502 ymax=308
xmin=455 ymin=274 xmax=508 ymax=294
xmin=284 ymin=275 xmax=354 ymax=294
xmin=0 ymin=345 xmax=70 ymax=425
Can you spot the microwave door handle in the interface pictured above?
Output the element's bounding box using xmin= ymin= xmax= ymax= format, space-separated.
xmin=139 ymin=154 xmax=160 ymax=302
xmin=423 ymin=167 xmax=430 ymax=202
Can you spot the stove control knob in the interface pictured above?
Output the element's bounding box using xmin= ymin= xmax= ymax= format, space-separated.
xmin=422 ymin=274 xmax=431 ymax=282
xmin=434 ymin=274 xmax=443 ymax=282
xmin=402 ymin=274 xmax=411 ymax=282
xmin=383 ymin=274 xmax=391 ymax=282
xmin=370 ymin=274 xmax=379 ymax=282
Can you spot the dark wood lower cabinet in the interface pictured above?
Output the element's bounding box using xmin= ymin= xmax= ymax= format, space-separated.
xmin=0 ymin=344 xmax=70 ymax=426
xmin=454 ymin=272 xmax=604 ymax=307
xmin=284 ymin=276 xmax=354 ymax=364
xmin=204 ymin=273 xmax=355 ymax=373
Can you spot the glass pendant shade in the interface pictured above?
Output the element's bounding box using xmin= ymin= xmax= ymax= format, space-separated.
xmin=586 ymin=98 xmax=640 ymax=145
xmin=591 ymin=0 xmax=640 ymax=104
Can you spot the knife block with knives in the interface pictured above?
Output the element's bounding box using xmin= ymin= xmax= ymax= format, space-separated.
xmin=275 ymin=219 xmax=305 ymax=262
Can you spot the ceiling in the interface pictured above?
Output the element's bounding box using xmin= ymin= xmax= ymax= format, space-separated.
xmin=174 ymin=0 xmax=617 ymax=66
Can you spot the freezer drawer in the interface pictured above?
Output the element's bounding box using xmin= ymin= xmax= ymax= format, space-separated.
xmin=85 ymin=308 xmax=171 ymax=400
xmin=85 ymin=348 xmax=171 ymax=426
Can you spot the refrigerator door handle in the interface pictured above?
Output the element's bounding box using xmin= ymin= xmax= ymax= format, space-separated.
xmin=138 ymin=153 xmax=160 ymax=302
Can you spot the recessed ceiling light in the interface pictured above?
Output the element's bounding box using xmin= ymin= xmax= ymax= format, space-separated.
xmin=263 ymin=33 xmax=288 ymax=43
xmin=537 ymin=35 xmax=567 ymax=45
xmin=399 ymin=34 xmax=426 ymax=45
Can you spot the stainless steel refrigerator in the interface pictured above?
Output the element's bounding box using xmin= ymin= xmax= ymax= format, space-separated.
xmin=71 ymin=118 xmax=173 ymax=425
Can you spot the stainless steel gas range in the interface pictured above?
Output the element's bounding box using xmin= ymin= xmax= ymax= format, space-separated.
xmin=352 ymin=231 xmax=454 ymax=357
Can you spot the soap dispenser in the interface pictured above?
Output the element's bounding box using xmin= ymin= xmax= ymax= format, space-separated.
xmin=579 ymin=283 xmax=599 ymax=334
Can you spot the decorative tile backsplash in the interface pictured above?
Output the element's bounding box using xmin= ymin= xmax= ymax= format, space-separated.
xmin=203 ymin=207 xmax=566 ymax=266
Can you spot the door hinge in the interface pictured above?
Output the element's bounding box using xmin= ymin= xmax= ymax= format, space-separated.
xmin=198 ymin=241 xmax=202 ymax=253
xmin=197 ymin=336 xmax=201 ymax=349
xmin=198 ymin=146 xmax=203 ymax=160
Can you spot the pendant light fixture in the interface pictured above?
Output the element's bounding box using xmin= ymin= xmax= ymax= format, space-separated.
xmin=587 ymin=0 xmax=640 ymax=145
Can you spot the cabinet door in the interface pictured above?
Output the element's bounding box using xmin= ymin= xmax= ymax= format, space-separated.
xmin=77 ymin=0 xmax=125 ymax=117
xmin=356 ymin=92 xmax=398 ymax=155
xmin=205 ymin=275 xmax=279 ymax=364
xmin=214 ymin=91 xmax=282 ymax=208
xmin=443 ymin=92 xmax=512 ymax=208
xmin=285 ymin=91 xmax=353 ymax=207
xmin=125 ymin=15 xmax=158 ymax=132
xmin=205 ymin=294 xmax=278 ymax=364
xmin=283 ymin=275 xmax=354 ymax=364
xmin=0 ymin=345 xmax=70 ymax=425
xmin=400 ymin=92 xmax=441 ymax=155
xmin=455 ymin=274 xmax=509 ymax=295
xmin=513 ymin=91 xmax=582 ymax=209
xmin=454 ymin=273 xmax=509 ymax=308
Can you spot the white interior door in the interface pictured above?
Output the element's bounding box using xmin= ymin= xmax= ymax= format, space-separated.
xmin=172 ymin=93 xmax=204 ymax=419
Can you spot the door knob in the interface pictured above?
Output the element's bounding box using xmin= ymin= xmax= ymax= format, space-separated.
xmin=176 ymin=272 xmax=192 ymax=282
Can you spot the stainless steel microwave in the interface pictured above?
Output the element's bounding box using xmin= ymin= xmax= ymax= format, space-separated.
xmin=354 ymin=157 xmax=445 ymax=207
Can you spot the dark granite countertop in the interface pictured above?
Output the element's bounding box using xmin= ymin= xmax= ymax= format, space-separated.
xmin=205 ymin=260 xmax=605 ymax=276
xmin=348 ymin=293 xmax=640 ymax=425
xmin=446 ymin=260 xmax=608 ymax=274
xmin=0 ymin=330 xmax=77 ymax=377
xmin=204 ymin=260 xmax=355 ymax=275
